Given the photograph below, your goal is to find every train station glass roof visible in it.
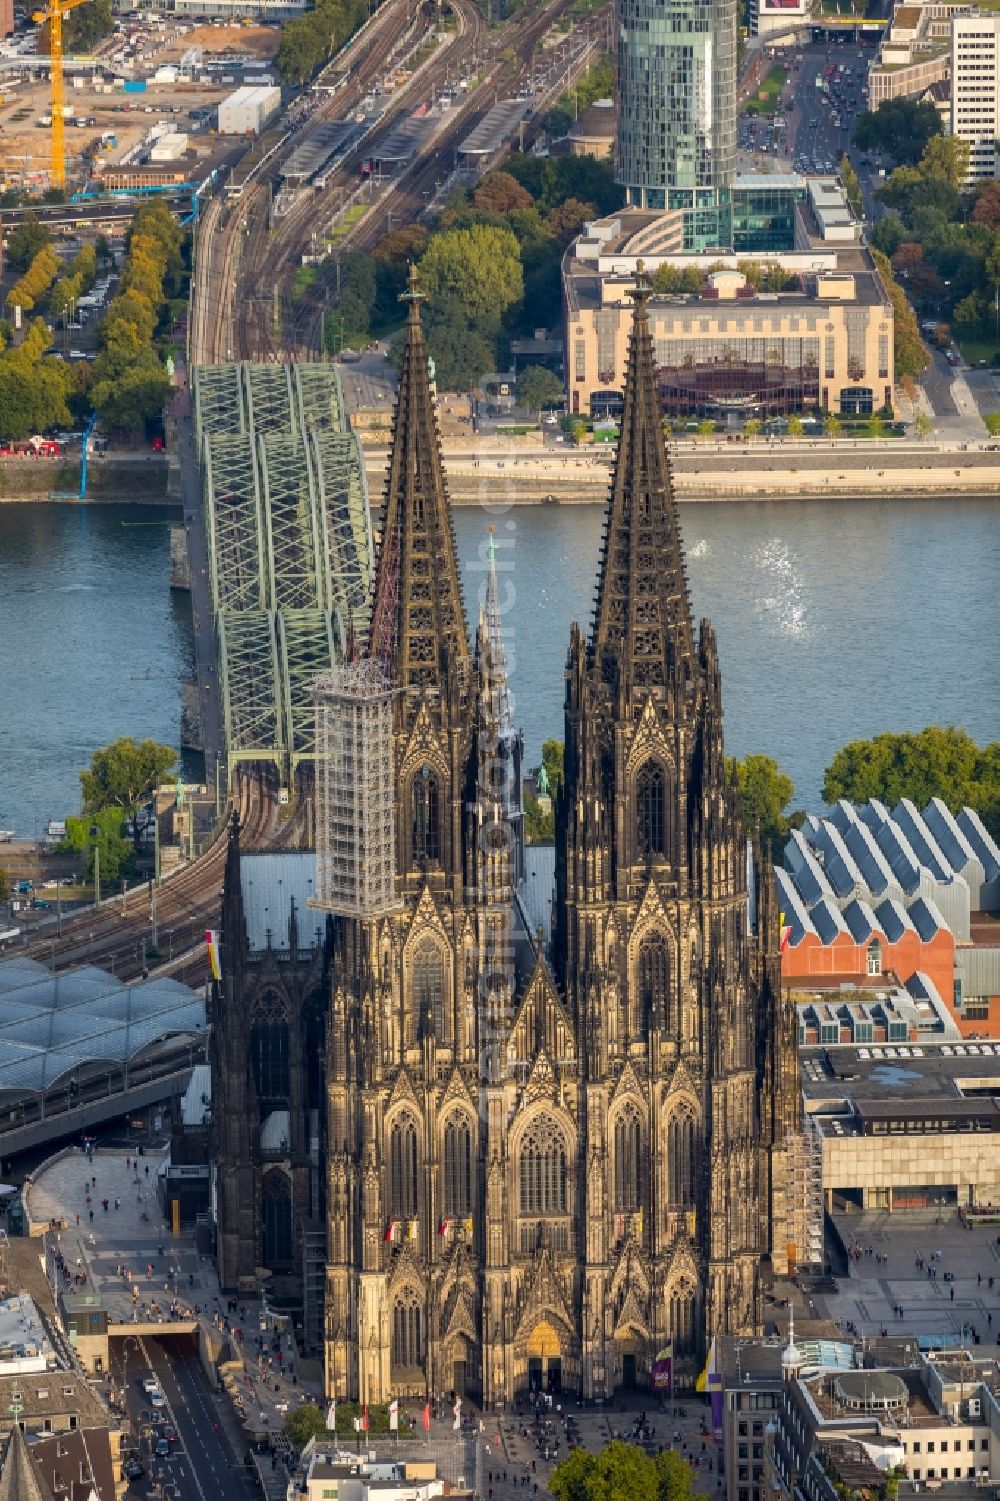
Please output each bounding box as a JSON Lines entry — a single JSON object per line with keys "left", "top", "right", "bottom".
{"left": 0, "top": 957, "right": 205, "bottom": 1098}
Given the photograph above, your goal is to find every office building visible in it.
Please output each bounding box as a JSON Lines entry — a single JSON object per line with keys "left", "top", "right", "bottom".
{"left": 951, "top": 12, "right": 1000, "bottom": 180}
{"left": 615, "top": 0, "right": 737, "bottom": 248}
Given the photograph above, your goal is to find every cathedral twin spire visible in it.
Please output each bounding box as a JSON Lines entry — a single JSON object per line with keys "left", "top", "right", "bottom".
{"left": 590, "top": 266, "right": 695, "bottom": 693}
{"left": 368, "top": 265, "right": 469, "bottom": 694}
{"left": 370, "top": 263, "right": 695, "bottom": 706}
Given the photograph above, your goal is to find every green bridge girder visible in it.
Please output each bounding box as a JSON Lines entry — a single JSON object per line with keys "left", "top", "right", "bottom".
{"left": 193, "top": 360, "right": 373, "bottom": 780}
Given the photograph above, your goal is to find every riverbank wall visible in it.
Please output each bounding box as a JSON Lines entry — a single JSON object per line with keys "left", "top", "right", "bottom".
{"left": 362, "top": 444, "right": 1000, "bottom": 504}
{"left": 0, "top": 457, "right": 170, "bottom": 503}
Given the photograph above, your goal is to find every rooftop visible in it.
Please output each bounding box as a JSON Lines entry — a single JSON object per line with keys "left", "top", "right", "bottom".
{"left": 240, "top": 852, "right": 326, "bottom": 953}
{"left": 0, "top": 959, "right": 205, "bottom": 1102}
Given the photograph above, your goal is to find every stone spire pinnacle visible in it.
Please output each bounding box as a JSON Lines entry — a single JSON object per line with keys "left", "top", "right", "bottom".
{"left": 590, "top": 263, "right": 695, "bottom": 691}
{"left": 220, "top": 808, "right": 245, "bottom": 976}
{"left": 480, "top": 526, "right": 511, "bottom": 738}
{"left": 368, "top": 263, "right": 469, "bottom": 692}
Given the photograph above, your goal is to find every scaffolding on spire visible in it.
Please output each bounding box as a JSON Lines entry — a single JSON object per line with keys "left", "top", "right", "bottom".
{"left": 312, "top": 264, "right": 443, "bottom": 919}
{"left": 312, "top": 656, "right": 399, "bottom": 918}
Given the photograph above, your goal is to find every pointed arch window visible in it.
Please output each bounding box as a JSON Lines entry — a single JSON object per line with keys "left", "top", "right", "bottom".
{"left": 411, "top": 937, "right": 448, "bottom": 1046}
{"left": 250, "top": 995, "right": 289, "bottom": 1106}
{"left": 262, "top": 1172, "right": 293, "bottom": 1265}
{"left": 389, "top": 1113, "right": 419, "bottom": 1220}
{"left": 391, "top": 1288, "right": 424, "bottom": 1371}
{"left": 636, "top": 761, "right": 667, "bottom": 858}
{"left": 669, "top": 1283, "right": 697, "bottom": 1358}
{"left": 443, "top": 1113, "right": 473, "bottom": 1218}
{"left": 637, "top": 932, "right": 671, "bottom": 1034}
{"left": 411, "top": 765, "right": 441, "bottom": 865}
{"left": 667, "top": 1111, "right": 697, "bottom": 1207}
{"left": 614, "top": 1104, "right": 643, "bottom": 1212}
{"left": 518, "top": 1115, "right": 568, "bottom": 1216}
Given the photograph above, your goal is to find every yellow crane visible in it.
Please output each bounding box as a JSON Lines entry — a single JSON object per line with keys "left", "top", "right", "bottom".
{"left": 32, "top": 0, "right": 89, "bottom": 191}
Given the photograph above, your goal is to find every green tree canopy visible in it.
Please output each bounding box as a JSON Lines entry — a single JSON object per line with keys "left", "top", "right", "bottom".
{"left": 822, "top": 727, "right": 1000, "bottom": 838}
{"left": 852, "top": 98, "right": 941, "bottom": 166}
{"left": 80, "top": 737, "right": 177, "bottom": 850}
{"left": 62, "top": 808, "right": 135, "bottom": 885}
{"left": 282, "top": 1403, "right": 328, "bottom": 1450}
{"left": 550, "top": 1442, "right": 696, "bottom": 1501}
{"left": 5, "top": 211, "right": 51, "bottom": 273}
{"left": 871, "top": 249, "right": 929, "bottom": 379}
{"left": 518, "top": 365, "right": 564, "bottom": 415}
{"left": 419, "top": 225, "right": 524, "bottom": 326}
{"left": 726, "top": 753, "right": 798, "bottom": 858}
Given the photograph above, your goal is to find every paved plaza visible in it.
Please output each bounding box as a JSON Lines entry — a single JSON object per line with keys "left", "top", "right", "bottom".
{"left": 23, "top": 1144, "right": 321, "bottom": 1434}
{"left": 813, "top": 1209, "right": 1000, "bottom": 1346}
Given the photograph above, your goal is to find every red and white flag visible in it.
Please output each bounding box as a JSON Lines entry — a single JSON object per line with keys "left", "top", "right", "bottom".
{"left": 421, "top": 1401, "right": 431, "bottom": 1432}
{"left": 361, "top": 1404, "right": 369, "bottom": 1432}
{"left": 389, "top": 1399, "right": 399, "bottom": 1432}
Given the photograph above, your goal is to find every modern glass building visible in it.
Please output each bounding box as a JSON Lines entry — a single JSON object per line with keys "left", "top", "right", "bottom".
{"left": 615, "top": 0, "right": 738, "bottom": 251}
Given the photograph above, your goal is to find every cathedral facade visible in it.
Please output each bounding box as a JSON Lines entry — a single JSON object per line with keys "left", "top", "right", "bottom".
{"left": 212, "top": 273, "right": 799, "bottom": 1406}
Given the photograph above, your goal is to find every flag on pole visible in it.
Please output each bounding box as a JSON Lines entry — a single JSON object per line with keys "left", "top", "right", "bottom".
{"left": 422, "top": 1401, "right": 432, "bottom": 1432}
{"left": 205, "top": 929, "right": 221, "bottom": 981}
{"left": 389, "top": 1399, "right": 399, "bottom": 1432}
{"left": 651, "top": 1342, "right": 673, "bottom": 1391}
{"left": 326, "top": 1400, "right": 337, "bottom": 1431}
{"left": 438, "top": 1217, "right": 453, "bottom": 1237}
{"left": 453, "top": 1396, "right": 463, "bottom": 1431}
{"left": 384, "top": 1220, "right": 399, "bottom": 1243}
{"left": 361, "top": 1404, "right": 369, "bottom": 1432}
{"left": 464, "top": 1216, "right": 473, "bottom": 1236}
{"left": 407, "top": 1219, "right": 418, "bottom": 1241}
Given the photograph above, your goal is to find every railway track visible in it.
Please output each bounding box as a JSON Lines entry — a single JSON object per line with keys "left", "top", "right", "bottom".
{"left": 242, "top": 0, "right": 603, "bottom": 360}
{"left": 18, "top": 769, "right": 278, "bottom": 983}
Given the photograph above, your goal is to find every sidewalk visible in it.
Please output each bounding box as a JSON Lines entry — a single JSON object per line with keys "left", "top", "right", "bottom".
{"left": 24, "top": 1145, "right": 321, "bottom": 1437}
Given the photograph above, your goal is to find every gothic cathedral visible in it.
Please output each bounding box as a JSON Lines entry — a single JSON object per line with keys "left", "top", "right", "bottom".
{"left": 211, "top": 273, "right": 799, "bottom": 1406}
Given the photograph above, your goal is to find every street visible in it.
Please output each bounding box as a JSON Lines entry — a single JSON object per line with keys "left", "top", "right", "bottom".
{"left": 110, "top": 1333, "right": 259, "bottom": 1501}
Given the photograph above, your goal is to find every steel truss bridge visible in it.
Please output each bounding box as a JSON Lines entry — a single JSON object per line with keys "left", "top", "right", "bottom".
{"left": 193, "top": 361, "right": 373, "bottom": 783}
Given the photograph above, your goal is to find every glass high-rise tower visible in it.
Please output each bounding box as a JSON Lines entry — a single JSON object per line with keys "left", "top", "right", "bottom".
{"left": 615, "top": 0, "right": 737, "bottom": 250}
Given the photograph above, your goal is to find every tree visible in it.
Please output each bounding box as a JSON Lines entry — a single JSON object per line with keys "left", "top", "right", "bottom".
{"left": 282, "top": 1403, "right": 328, "bottom": 1450}
{"left": 953, "top": 290, "right": 989, "bottom": 336}
{"left": 336, "top": 251, "right": 377, "bottom": 345}
{"left": 421, "top": 301, "right": 496, "bottom": 393}
{"left": 546, "top": 197, "right": 596, "bottom": 243}
{"left": 372, "top": 223, "right": 429, "bottom": 264}
{"left": 823, "top": 413, "right": 842, "bottom": 437}
{"left": 0, "top": 868, "right": 8, "bottom": 903}
{"left": 786, "top": 414, "right": 805, "bottom": 437}
{"left": 518, "top": 365, "right": 564, "bottom": 417}
{"left": 5, "top": 211, "right": 51, "bottom": 273}
{"left": 726, "top": 753, "right": 797, "bottom": 858}
{"left": 80, "top": 737, "right": 177, "bottom": 852}
{"left": 920, "top": 134, "right": 970, "bottom": 191}
{"left": 62, "top": 808, "right": 135, "bottom": 885}
{"left": 550, "top": 1441, "right": 695, "bottom": 1501}
{"left": 419, "top": 226, "right": 524, "bottom": 326}
{"left": 474, "top": 170, "right": 534, "bottom": 214}
{"left": 852, "top": 98, "right": 941, "bottom": 167}
{"left": 972, "top": 180, "right": 1000, "bottom": 230}
{"left": 743, "top": 417, "right": 762, "bottom": 437}
{"left": 866, "top": 414, "right": 886, "bottom": 439}
{"left": 915, "top": 411, "right": 933, "bottom": 438}
{"left": 62, "top": 0, "right": 112, "bottom": 49}
{"left": 838, "top": 154, "right": 863, "bottom": 218}
{"left": 654, "top": 1450, "right": 698, "bottom": 1501}
{"left": 871, "top": 249, "right": 930, "bottom": 379}
{"left": 822, "top": 726, "right": 1000, "bottom": 838}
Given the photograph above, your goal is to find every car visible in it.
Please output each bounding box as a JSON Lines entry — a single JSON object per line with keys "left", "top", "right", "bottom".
{"left": 153, "top": 1436, "right": 171, "bottom": 1458}
{"left": 124, "top": 1459, "right": 144, "bottom": 1480}
{"left": 161, "top": 1425, "right": 178, "bottom": 1443}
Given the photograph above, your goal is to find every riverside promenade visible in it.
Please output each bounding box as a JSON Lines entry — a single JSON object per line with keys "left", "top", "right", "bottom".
{"left": 362, "top": 437, "right": 1000, "bottom": 504}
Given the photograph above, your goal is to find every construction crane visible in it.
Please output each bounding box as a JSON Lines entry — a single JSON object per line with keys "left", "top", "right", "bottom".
{"left": 32, "top": 0, "right": 89, "bottom": 191}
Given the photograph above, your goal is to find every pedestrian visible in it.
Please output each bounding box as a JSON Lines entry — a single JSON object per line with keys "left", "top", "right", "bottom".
{"left": 114, "top": 1197, "right": 120, "bottom": 1210}
{"left": 89, "top": 1209, "right": 94, "bottom": 1222}
{"left": 951, "top": 1287, "right": 955, "bottom": 1301}
{"left": 75, "top": 1213, "right": 80, "bottom": 1226}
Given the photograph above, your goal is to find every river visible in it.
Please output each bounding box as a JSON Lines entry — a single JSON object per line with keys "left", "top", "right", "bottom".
{"left": 0, "top": 498, "right": 997, "bottom": 837}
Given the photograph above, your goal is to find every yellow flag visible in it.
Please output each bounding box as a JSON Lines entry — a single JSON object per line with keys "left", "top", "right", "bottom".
{"left": 464, "top": 1216, "right": 473, "bottom": 1235}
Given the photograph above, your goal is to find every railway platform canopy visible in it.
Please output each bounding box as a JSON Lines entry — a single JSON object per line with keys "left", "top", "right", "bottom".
{"left": 457, "top": 99, "right": 530, "bottom": 166}
{"left": 193, "top": 361, "right": 373, "bottom": 782}
{"left": 281, "top": 119, "right": 357, "bottom": 185}
{"left": 0, "top": 956, "right": 205, "bottom": 1156}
